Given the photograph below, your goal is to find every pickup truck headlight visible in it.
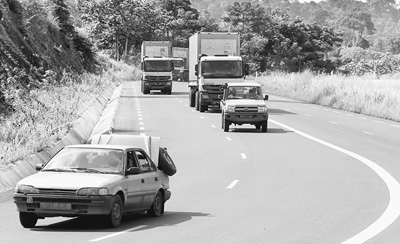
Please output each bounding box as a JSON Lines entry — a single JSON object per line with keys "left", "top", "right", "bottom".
{"left": 16, "top": 185, "right": 39, "bottom": 194}
{"left": 77, "top": 187, "right": 109, "bottom": 196}
{"left": 201, "top": 93, "right": 210, "bottom": 99}
{"left": 167, "top": 81, "right": 172, "bottom": 85}
{"left": 226, "top": 105, "right": 235, "bottom": 112}
{"left": 258, "top": 106, "right": 267, "bottom": 112}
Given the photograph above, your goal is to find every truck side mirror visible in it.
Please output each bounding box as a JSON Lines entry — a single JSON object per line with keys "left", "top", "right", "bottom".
{"left": 245, "top": 64, "right": 249, "bottom": 76}
{"left": 195, "top": 64, "right": 198, "bottom": 76}
{"left": 264, "top": 95, "right": 269, "bottom": 101}
{"left": 141, "top": 62, "right": 144, "bottom": 70}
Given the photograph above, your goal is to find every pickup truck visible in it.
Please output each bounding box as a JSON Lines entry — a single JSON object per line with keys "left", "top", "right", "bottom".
{"left": 220, "top": 83, "right": 269, "bottom": 132}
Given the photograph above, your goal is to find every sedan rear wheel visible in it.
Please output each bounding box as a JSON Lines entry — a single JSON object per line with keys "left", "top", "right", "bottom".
{"left": 19, "top": 212, "right": 38, "bottom": 228}
{"left": 108, "top": 195, "right": 123, "bottom": 228}
{"left": 148, "top": 191, "right": 164, "bottom": 217}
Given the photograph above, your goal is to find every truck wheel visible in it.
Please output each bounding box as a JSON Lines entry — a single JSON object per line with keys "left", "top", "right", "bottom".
{"left": 147, "top": 191, "right": 164, "bottom": 217}
{"left": 107, "top": 195, "right": 123, "bottom": 228}
{"left": 255, "top": 124, "right": 261, "bottom": 130}
{"left": 19, "top": 212, "right": 38, "bottom": 228}
{"left": 189, "top": 89, "right": 195, "bottom": 107}
{"left": 158, "top": 147, "right": 177, "bottom": 176}
{"left": 200, "top": 105, "right": 207, "bottom": 112}
{"left": 195, "top": 91, "right": 200, "bottom": 111}
{"left": 167, "top": 89, "right": 172, "bottom": 95}
{"left": 261, "top": 120, "right": 268, "bottom": 132}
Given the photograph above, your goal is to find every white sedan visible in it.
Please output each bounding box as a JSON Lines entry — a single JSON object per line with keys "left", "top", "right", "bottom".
{"left": 14, "top": 135, "right": 175, "bottom": 228}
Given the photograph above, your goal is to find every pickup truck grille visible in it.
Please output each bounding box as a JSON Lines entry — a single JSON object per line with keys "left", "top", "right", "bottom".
{"left": 235, "top": 106, "right": 258, "bottom": 112}
{"left": 145, "top": 76, "right": 170, "bottom": 81}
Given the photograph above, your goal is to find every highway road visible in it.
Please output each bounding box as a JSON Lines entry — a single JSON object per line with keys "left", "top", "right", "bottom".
{"left": 1, "top": 81, "right": 400, "bottom": 244}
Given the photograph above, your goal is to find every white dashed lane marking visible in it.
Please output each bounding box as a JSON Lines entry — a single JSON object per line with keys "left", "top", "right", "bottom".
{"left": 227, "top": 180, "right": 239, "bottom": 189}
{"left": 90, "top": 226, "right": 147, "bottom": 242}
{"left": 226, "top": 137, "right": 232, "bottom": 141}
{"left": 330, "top": 122, "right": 338, "bottom": 125}
{"left": 363, "top": 131, "right": 374, "bottom": 136}
{"left": 241, "top": 153, "right": 247, "bottom": 159}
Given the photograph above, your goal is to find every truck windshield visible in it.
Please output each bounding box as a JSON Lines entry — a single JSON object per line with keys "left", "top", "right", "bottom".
{"left": 144, "top": 60, "right": 172, "bottom": 72}
{"left": 201, "top": 61, "right": 243, "bottom": 78}
{"left": 227, "top": 86, "right": 263, "bottom": 100}
{"left": 172, "top": 59, "right": 184, "bottom": 67}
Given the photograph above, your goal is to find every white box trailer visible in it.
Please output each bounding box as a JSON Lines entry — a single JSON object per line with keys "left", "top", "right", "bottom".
{"left": 188, "top": 32, "right": 240, "bottom": 83}
{"left": 141, "top": 41, "right": 172, "bottom": 58}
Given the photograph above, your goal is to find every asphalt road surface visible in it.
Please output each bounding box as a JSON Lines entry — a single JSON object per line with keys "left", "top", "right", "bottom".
{"left": 1, "top": 81, "right": 400, "bottom": 244}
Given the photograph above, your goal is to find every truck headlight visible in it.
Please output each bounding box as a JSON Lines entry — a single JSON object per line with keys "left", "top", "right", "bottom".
{"left": 167, "top": 82, "right": 172, "bottom": 85}
{"left": 258, "top": 106, "right": 267, "bottom": 112}
{"left": 16, "top": 185, "right": 39, "bottom": 194}
{"left": 77, "top": 187, "right": 109, "bottom": 196}
{"left": 227, "top": 105, "right": 235, "bottom": 112}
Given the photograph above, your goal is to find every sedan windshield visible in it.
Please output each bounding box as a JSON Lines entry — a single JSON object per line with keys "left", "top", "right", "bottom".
{"left": 42, "top": 148, "right": 124, "bottom": 174}
{"left": 144, "top": 60, "right": 172, "bottom": 72}
{"left": 201, "top": 61, "right": 243, "bottom": 78}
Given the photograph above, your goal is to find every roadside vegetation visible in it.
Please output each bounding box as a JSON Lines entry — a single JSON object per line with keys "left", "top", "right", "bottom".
{"left": 257, "top": 71, "right": 400, "bottom": 122}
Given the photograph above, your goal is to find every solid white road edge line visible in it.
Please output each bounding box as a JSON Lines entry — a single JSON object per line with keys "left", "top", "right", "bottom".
{"left": 227, "top": 180, "right": 239, "bottom": 189}
{"left": 90, "top": 225, "right": 147, "bottom": 242}
{"left": 269, "top": 119, "right": 400, "bottom": 244}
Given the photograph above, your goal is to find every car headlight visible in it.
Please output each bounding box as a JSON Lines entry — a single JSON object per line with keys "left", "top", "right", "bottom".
{"left": 226, "top": 105, "right": 235, "bottom": 112}
{"left": 77, "top": 187, "right": 109, "bottom": 196}
{"left": 258, "top": 106, "right": 267, "bottom": 112}
{"left": 16, "top": 185, "right": 39, "bottom": 194}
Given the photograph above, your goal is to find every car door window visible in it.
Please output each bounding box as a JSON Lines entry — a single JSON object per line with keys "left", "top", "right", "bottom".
{"left": 127, "top": 151, "right": 138, "bottom": 170}
{"left": 135, "top": 150, "right": 155, "bottom": 173}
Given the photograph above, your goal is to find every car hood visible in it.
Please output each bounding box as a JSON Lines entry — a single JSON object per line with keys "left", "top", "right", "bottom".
{"left": 225, "top": 99, "right": 266, "bottom": 106}
{"left": 17, "top": 172, "right": 121, "bottom": 190}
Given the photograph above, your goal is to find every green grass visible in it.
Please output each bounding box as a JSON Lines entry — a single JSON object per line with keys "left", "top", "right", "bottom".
{"left": 256, "top": 71, "right": 400, "bottom": 122}
{"left": 0, "top": 59, "right": 137, "bottom": 169}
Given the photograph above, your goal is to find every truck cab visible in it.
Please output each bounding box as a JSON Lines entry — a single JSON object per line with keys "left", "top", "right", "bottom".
{"left": 192, "top": 55, "right": 249, "bottom": 112}
{"left": 141, "top": 57, "right": 174, "bottom": 94}
{"left": 171, "top": 57, "right": 185, "bottom": 81}
{"left": 220, "top": 83, "right": 269, "bottom": 132}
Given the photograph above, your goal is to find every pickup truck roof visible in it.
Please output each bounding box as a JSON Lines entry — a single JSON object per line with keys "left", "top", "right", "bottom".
{"left": 201, "top": 56, "right": 242, "bottom": 61}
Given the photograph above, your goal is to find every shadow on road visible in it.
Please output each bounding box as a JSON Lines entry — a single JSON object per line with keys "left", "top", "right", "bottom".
{"left": 230, "top": 127, "right": 291, "bottom": 134}
{"left": 29, "top": 211, "right": 212, "bottom": 232}
{"left": 268, "top": 108, "right": 296, "bottom": 115}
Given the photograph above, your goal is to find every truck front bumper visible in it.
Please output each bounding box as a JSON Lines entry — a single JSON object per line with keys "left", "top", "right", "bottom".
{"left": 143, "top": 81, "right": 172, "bottom": 90}
{"left": 225, "top": 112, "right": 269, "bottom": 124}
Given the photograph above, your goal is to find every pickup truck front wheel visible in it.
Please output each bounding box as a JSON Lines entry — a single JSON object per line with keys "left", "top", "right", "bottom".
{"left": 261, "top": 120, "right": 268, "bottom": 132}
{"left": 222, "top": 116, "right": 230, "bottom": 132}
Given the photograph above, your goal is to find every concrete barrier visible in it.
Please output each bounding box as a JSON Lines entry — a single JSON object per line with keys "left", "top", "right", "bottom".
{"left": 0, "top": 83, "right": 120, "bottom": 194}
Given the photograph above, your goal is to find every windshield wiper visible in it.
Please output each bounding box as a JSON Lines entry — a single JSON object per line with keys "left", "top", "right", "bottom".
{"left": 42, "top": 168, "right": 76, "bottom": 172}
{"left": 70, "top": 167, "right": 106, "bottom": 174}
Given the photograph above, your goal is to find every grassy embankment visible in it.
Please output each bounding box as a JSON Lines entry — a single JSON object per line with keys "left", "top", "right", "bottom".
{"left": 257, "top": 71, "right": 400, "bottom": 122}
{"left": 0, "top": 59, "right": 141, "bottom": 169}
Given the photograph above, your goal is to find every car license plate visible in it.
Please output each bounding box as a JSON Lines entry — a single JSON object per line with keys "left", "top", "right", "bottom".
{"left": 241, "top": 115, "right": 253, "bottom": 119}
{"left": 155, "top": 82, "right": 161, "bottom": 85}
{"left": 40, "top": 202, "right": 72, "bottom": 210}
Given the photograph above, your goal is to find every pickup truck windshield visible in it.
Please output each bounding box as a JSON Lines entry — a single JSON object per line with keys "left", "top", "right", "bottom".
{"left": 201, "top": 60, "right": 243, "bottom": 78}
{"left": 144, "top": 60, "right": 172, "bottom": 72}
{"left": 227, "top": 86, "right": 263, "bottom": 100}
{"left": 42, "top": 148, "right": 124, "bottom": 174}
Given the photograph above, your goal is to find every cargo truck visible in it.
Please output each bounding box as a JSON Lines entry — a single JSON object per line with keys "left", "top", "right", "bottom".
{"left": 188, "top": 32, "right": 249, "bottom": 112}
{"left": 141, "top": 41, "right": 174, "bottom": 95}
{"left": 171, "top": 47, "right": 188, "bottom": 81}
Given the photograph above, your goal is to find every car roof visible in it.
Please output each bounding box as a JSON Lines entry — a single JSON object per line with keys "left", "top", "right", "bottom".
{"left": 65, "top": 144, "right": 135, "bottom": 151}
{"left": 227, "top": 82, "right": 261, "bottom": 87}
